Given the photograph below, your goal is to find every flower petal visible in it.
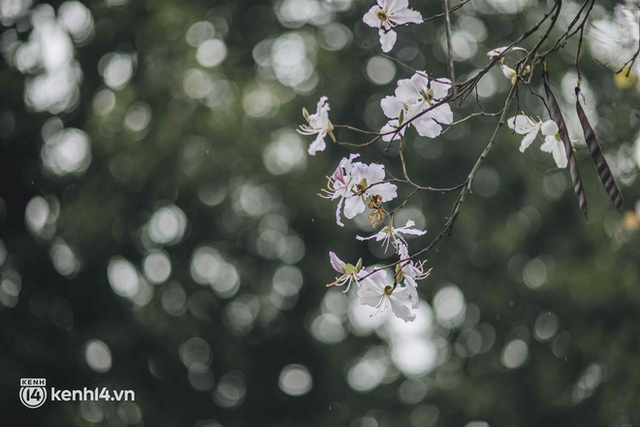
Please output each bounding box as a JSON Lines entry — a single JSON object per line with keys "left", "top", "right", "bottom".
{"left": 370, "top": 182, "right": 398, "bottom": 202}
{"left": 389, "top": 288, "right": 416, "bottom": 321}
{"left": 380, "top": 95, "right": 405, "bottom": 119}
{"left": 413, "top": 117, "right": 442, "bottom": 138}
{"left": 379, "top": 29, "right": 398, "bottom": 52}
{"left": 404, "top": 281, "right": 420, "bottom": 308}
{"left": 390, "top": 8, "right": 422, "bottom": 25}
{"left": 541, "top": 136, "right": 568, "bottom": 168}
{"left": 430, "top": 78, "right": 452, "bottom": 99}
{"left": 487, "top": 46, "right": 528, "bottom": 58}
{"left": 356, "top": 232, "right": 381, "bottom": 241}
{"left": 381, "top": 121, "right": 404, "bottom": 142}
{"left": 363, "top": 163, "right": 386, "bottom": 184}
{"left": 540, "top": 119, "right": 559, "bottom": 136}
{"left": 507, "top": 115, "right": 538, "bottom": 134}
{"left": 362, "top": 6, "right": 381, "bottom": 28}
{"left": 519, "top": 129, "right": 538, "bottom": 152}
{"left": 388, "top": 0, "right": 409, "bottom": 11}
{"left": 429, "top": 104, "right": 453, "bottom": 125}
{"left": 329, "top": 251, "right": 345, "bottom": 274}
{"left": 335, "top": 196, "right": 345, "bottom": 227}
{"left": 307, "top": 131, "right": 326, "bottom": 155}
{"left": 344, "top": 196, "right": 366, "bottom": 219}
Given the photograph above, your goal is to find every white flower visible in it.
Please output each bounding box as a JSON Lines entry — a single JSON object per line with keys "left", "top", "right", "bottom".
{"left": 362, "top": 0, "right": 423, "bottom": 52}
{"left": 381, "top": 71, "right": 453, "bottom": 139}
{"left": 487, "top": 46, "right": 528, "bottom": 58}
{"left": 321, "top": 155, "right": 398, "bottom": 226}
{"left": 356, "top": 219, "right": 426, "bottom": 252}
{"left": 327, "top": 251, "right": 366, "bottom": 292}
{"left": 540, "top": 134, "right": 568, "bottom": 169}
{"left": 322, "top": 153, "right": 360, "bottom": 227}
{"left": 396, "top": 243, "right": 430, "bottom": 308}
{"left": 343, "top": 161, "right": 398, "bottom": 221}
{"left": 507, "top": 114, "right": 556, "bottom": 151}
{"left": 508, "top": 114, "right": 567, "bottom": 168}
{"left": 500, "top": 62, "right": 517, "bottom": 81}
{"left": 298, "top": 96, "right": 334, "bottom": 156}
{"left": 488, "top": 47, "right": 528, "bottom": 83}
{"left": 358, "top": 269, "right": 416, "bottom": 322}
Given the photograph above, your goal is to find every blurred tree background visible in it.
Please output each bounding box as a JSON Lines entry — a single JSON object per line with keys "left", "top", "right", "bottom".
{"left": 1, "top": 0, "right": 640, "bottom": 425}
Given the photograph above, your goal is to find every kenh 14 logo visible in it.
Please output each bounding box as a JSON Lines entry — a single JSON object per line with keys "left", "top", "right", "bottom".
{"left": 19, "top": 378, "right": 136, "bottom": 409}
{"left": 19, "top": 378, "right": 47, "bottom": 409}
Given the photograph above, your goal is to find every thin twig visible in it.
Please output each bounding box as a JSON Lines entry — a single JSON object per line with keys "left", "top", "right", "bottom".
{"left": 442, "top": 0, "right": 456, "bottom": 97}
{"left": 423, "top": 0, "right": 472, "bottom": 23}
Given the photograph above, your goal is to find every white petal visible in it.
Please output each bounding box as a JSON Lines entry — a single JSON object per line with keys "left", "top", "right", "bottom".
{"left": 398, "top": 221, "right": 426, "bottom": 235}
{"left": 355, "top": 233, "right": 380, "bottom": 241}
{"left": 429, "top": 104, "right": 453, "bottom": 124}
{"left": 507, "top": 115, "right": 538, "bottom": 134}
{"left": 519, "top": 129, "right": 538, "bottom": 152}
{"left": 380, "top": 96, "right": 404, "bottom": 119}
{"left": 395, "top": 77, "right": 419, "bottom": 102}
{"left": 363, "top": 163, "right": 386, "bottom": 184}
{"left": 307, "top": 132, "right": 326, "bottom": 155}
{"left": 541, "top": 136, "right": 568, "bottom": 168}
{"left": 389, "top": 8, "right": 422, "bottom": 25}
{"left": 389, "top": 288, "right": 415, "bottom": 321}
{"left": 360, "top": 270, "right": 388, "bottom": 293}
{"left": 310, "top": 97, "right": 330, "bottom": 129}
{"left": 388, "top": 0, "right": 409, "bottom": 11}
{"left": 379, "top": 29, "right": 397, "bottom": 52}
{"left": 329, "top": 251, "right": 345, "bottom": 273}
{"left": 335, "top": 196, "right": 345, "bottom": 227}
{"left": 413, "top": 117, "right": 442, "bottom": 138}
{"left": 411, "top": 71, "right": 430, "bottom": 85}
{"left": 344, "top": 196, "right": 366, "bottom": 219}
{"left": 404, "top": 275, "right": 418, "bottom": 288}
{"left": 487, "top": 46, "right": 528, "bottom": 58}
{"left": 363, "top": 6, "right": 381, "bottom": 28}
{"left": 381, "top": 121, "right": 404, "bottom": 142}
{"left": 404, "top": 281, "right": 420, "bottom": 308}
{"left": 430, "top": 78, "right": 452, "bottom": 99}
{"left": 359, "top": 293, "right": 384, "bottom": 308}
{"left": 398, "top": 242, "right": 409, "bottom": 258}
{"left": 540, "top": 119, "right": 559, "bottom": 136}
{"left": 370, "top": 182, "right": 398, "bottom": 202}
{"left": 500, "top": 63, "right": 516, "bottom": 79}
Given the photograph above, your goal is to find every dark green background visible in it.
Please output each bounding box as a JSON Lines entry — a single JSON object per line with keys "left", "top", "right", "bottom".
{"left": 1, "top": 0, "right": 639, "bottom": 425}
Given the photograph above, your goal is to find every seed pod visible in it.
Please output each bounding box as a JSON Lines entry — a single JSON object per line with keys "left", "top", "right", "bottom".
{"left": 543, "top": 71, "right": 588, "bottom": 218}
{"left": 575, "top": 87, "right": 625, "bottom": 212}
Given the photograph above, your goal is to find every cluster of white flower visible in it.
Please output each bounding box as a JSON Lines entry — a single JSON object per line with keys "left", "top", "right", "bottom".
{"left": 327, "top": 239, "right": 430, "bottom": 323}
{"left": 321, "top": 153, "right": 398, "bottom": 226}
{"left": 294, "top": 1, "right": 630, "bottom": 323}
{"left": 381, "top": 72, "right": 454, "bottom": 141}
{"left": 296, "top": 81, "right": 432, "bottom": 322}
{"left": 489, "top": 46, "right": 568, "bottom": 170}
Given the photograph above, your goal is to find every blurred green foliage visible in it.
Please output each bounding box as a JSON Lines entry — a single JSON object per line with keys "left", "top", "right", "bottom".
{"left": 1, "top": 0, "right": 640, "bottom": 426}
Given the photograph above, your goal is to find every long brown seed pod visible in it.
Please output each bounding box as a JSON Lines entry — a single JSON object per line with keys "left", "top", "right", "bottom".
{"left": 575, "top": 87, "right": 625, "bottom": 212}
{"left": 543, "top": 71, "right": 588, "bottom": 218}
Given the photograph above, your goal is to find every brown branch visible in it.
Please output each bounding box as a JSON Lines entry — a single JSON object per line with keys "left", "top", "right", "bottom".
{"left": 423, "top": 0, "right": 472, "bottom": 23}
{"left": 358, "top": 83, "right": 519, "bottom": 281}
